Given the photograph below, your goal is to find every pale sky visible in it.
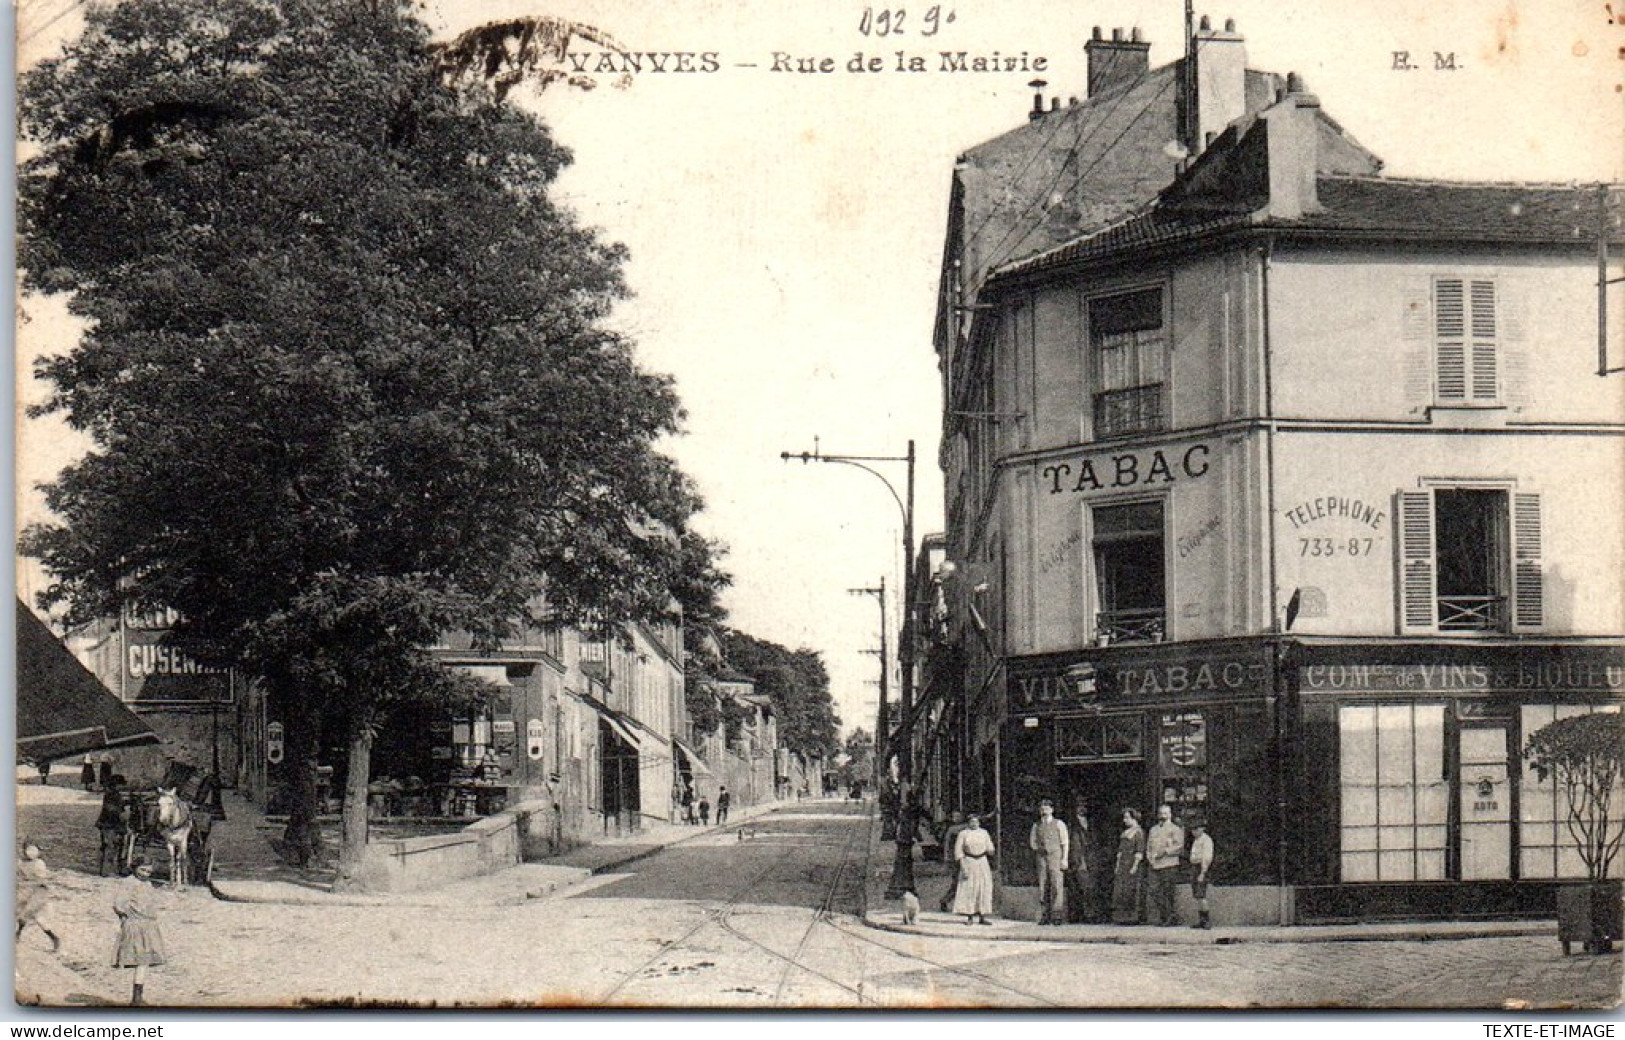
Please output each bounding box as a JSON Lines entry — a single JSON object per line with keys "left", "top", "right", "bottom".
{"left": 14, "top": 0, "right": 1623, "bottom": 736}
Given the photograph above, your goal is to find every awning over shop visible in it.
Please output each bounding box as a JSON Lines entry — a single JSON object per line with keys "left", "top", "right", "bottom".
{"left": 594, "top": 707, "right": 642, "bottom": 750}
{"left": 672, "top": 738, "right": 712, "bottom": 777}
{"left": 16, "top": 600, "right": 161, "bottom": 764}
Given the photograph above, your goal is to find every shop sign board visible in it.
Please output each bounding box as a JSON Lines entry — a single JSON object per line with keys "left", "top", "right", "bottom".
{"left": 1158, "top": 711, "right": 1206, "bottom": 770}
{"left": 265, "top": 721, "right": 284, "bottom": 765}
{"left": 1009, "top": 647, "right": 1270, "bottom": 714}
{"left": 1299, "top": 660, "right": 1625, "bottom": 695}
{"left": 120, "top": 617, "right": 233, "bottom": 705}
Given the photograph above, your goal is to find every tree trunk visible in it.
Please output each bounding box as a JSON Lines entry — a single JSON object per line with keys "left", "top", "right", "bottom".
{"left": 332, "top": 710, "right": 375, "bottom": 893}
{"left": 280, "top": 698, "right": 323, "bottom": 868}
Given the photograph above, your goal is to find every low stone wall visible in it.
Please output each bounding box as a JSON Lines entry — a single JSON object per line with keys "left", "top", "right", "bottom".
{"left": 354, "top": 800, "right": 553, "bottom": 892}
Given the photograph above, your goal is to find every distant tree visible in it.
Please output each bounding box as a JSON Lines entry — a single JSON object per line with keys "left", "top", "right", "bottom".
{"left": 19, "top": 0, "right": 716, "bottom": 885}
{"left": 1524, "top": 712, "right": 1625, "bottom": 882}
{"left": 719, "top": 630, "right": 840, "bottom": 761}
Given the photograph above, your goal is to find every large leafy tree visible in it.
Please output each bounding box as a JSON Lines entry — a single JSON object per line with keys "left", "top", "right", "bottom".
{"left": 19, "top": 0, "right": 712, "bottom": 883}
{"left": 719, "top": 630, "right": 841, "bottom": 762}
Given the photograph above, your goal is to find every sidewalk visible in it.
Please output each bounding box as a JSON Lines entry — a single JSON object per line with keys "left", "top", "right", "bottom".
{"left": 860, "top": 825, "right": 1559, "bottom": 947}
{"left": 210, "top": 797, "right": 785, "bottom": 906}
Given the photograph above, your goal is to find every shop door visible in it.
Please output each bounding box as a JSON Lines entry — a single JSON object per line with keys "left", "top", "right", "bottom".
{"left": 1458, "top": 725, "right": 1511, "bottom": 880}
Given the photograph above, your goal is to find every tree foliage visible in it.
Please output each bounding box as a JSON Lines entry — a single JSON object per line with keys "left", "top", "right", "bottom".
{"left": 718, "top": 629, "right": 840, "bottom": 760}
{"left": 1524, "top": 712, "right": 1625, "bottom": 881}
{"left": 19, "top": 0, "right": 718, "bottom": 871}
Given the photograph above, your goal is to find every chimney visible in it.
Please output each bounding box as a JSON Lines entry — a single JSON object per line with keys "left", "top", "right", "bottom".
{"left": 1085, "top": 25, "right": 1151, "bottom": 97}
{"left": 1261, "top": 72, "right": 1322, "bottom": 219}
{"left": 1028, "top": 78, "right": 1048, "bottom": 121}
{"left": 1192, "top": 14, "right": 1247, "bottom": 151}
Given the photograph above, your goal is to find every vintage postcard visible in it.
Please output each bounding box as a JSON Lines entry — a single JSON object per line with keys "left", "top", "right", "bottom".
{"left": 11, "top": 0, "right": 1625, "bottom": 1013}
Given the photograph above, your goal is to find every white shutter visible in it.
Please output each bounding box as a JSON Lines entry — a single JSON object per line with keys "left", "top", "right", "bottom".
{"left": 1434, "top": 279, "right": 1467, "bottom": 403}
{"left": 1468, "top": 280, "right": 1499, "bottom": 402}
{"left": 1511, "top": 493, "right": 1544, "bottom": 632}
{"left": 1396, "top": 491, "right": 1436, "bottom": 634}
{"left": 1400, "top": 281, "right": 1434, "bottom": 413}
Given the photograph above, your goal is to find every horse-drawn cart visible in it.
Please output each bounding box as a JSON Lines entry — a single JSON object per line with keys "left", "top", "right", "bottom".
{"left": 118, "top": 764, "right": 224, "bottom": 886}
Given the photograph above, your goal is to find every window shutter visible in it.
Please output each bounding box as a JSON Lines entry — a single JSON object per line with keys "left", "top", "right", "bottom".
{"left": 1468, "top": 280, "right": 1499, "bottom": 402}
{"left": 1396, "top": 491, "right": 1436, "bottom": 634}
{"left": 1400, "top": 281, "right": 1433, "bottom": 413}
{"left": 1511, "top": 493, "right": 1544, "bottom": 632}
{"left": 1434, "top": 279, "right": 1467, "bottom": 403}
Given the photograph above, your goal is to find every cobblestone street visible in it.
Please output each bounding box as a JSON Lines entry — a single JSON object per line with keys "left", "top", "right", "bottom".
{"left": 13, "top": 797, "right": 1621, "bottom": 1010}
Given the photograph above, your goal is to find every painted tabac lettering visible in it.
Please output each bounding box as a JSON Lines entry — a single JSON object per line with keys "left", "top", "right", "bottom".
{"left": 1041, "top": 443, "right": 1210, "bottom": 496}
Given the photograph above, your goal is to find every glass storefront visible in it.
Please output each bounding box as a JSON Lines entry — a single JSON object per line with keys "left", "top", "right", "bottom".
{"left": 1338, "top": 704, "right": 1448, "bottom": 882}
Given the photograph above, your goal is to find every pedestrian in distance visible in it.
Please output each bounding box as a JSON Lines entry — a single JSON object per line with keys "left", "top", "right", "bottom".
{"left": 1144, "top": 803, "right": 1186, "bottom": 926}
{"left": 1028, "top": 799, "right": 1069, "bottom": 925}
{"left": 97, "top": 775, "right": 129, "bottom": 877}
{"left": 716, "top": 785, "right": 730, "bottom": 825}
{"left": 681, "top": 786, "right": 695, "bottom": 825}
{"left": 114, "top": 863, "right": 167, "bottom": 1006}
{"left": 98, "top": 759, "right": 115, "bottom": 792}
{"left": 16, "top": 841, "right": 62, "bottom": 953}
{"left": 698, "top": 797, "right": 711, "bottom": 826}
{"left": 938, "top": 811, "right": 967, "bottom": 912}
{"left": 1110, "top": 807, "right": 1145, "bottom": 924}
{"left": 36, "top": 761, "right": 51, "bottom": 786}
{"left": 81, "top": 755, "right": 97, "bottom": 791}
{"left": 952, "top": 813, "right": 996, "bottom": 926}
{"left": 1188, "top": 818, "right": 1214, "bottom": 929}
{"left": 1066, "top": 802, "right": 1101, "bottom": 923}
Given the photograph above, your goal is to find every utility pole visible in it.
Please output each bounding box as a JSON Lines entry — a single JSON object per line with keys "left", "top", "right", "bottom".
{"left": 851, "top": 579, "right": 889, "bottom": 835}
{"left": 782, "top": 439, "right": 917, "bottom": 897}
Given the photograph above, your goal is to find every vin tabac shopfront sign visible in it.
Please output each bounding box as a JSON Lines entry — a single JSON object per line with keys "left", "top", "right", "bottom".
{"left": 1008, "top": 644, "right": 1272, "bottom": 714}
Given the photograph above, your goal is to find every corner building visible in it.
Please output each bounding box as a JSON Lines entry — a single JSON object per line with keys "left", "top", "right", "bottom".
{"left": 933, "top": 19, "right": 1624, "bottom": 923}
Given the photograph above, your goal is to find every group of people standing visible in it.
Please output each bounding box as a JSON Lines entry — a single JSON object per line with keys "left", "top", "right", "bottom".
{"left": 678, "top": 783, "right": 730, "bottom": 826}
{"left": 930, "top": 799, "right": 1215, "bottom": 929}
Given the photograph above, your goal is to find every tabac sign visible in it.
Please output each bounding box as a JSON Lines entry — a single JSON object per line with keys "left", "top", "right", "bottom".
{"left": 1008, "top": 646, "right": 1270, "bottom": 714}
{"left": 1040, "top": 441, "right": 1212, "bottom": 497}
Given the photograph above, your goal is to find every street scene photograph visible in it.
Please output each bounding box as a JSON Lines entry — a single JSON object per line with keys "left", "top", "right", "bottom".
{"left": 10, "top": 0, "right": 1625, "bottom": 1013}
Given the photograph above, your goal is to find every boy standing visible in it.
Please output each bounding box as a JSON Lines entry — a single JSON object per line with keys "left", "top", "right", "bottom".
{"left": 1188, "top": 819, "right": 1214, "bottom": 929}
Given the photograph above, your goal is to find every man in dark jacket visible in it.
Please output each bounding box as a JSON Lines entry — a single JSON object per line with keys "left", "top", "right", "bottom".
{"left": 96, "top": 775, "right": 129, "bottom": 877}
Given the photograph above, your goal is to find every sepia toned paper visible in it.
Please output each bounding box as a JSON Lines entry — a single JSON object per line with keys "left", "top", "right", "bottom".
{"left": 12, "top": 0, "right": 1625, "bottom": 1013}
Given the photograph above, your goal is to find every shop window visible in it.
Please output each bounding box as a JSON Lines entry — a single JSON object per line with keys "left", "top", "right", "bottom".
{"left": 1396, "top": 488, "right": 1542, "bottom": 635}
{"left": 1055, "top": 714, "right": 1143, "bottom": 763}
{"left": 1339, "top": 704, "right": 1448, "bottom": 882}
{"left": 1092, "top": 501, "right": 1166, "bottom": 644}
{"left": 1090, "top": 287, "right": 1167, "bottom": 438}
{"left": 1519, "top": 704, "right": 1625, "bottom": 880}
{"left": 1434, "top": 277, "right": 1498, "bottom": 405}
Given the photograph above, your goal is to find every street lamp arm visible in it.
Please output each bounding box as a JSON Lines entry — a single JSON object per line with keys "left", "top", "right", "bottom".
{"left": 782, "top": 452, "right": 908, "bottom": 530}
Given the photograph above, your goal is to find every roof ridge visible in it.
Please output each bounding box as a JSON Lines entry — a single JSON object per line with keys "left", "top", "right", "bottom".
{"left": 1319, "top": 173, "right": 1623, "bottom": 191}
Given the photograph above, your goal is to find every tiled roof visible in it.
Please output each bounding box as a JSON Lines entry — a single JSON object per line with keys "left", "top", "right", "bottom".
{"left": 991, "top": 178, "right": 1620, "bottom": 284}
{"left": 1275, "top": 177, "right": 1615, "bottom": 242}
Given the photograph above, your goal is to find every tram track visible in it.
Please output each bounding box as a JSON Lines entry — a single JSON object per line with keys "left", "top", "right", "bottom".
{"left": 593, "top": 802, "right": 1062, "bottom": 1008}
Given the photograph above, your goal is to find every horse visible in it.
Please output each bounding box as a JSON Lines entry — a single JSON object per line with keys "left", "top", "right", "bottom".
{"left": 155, "top": 788, "right": 193, "bottom": 889}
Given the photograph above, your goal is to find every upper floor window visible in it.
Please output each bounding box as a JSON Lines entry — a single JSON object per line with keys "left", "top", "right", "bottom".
{"left": 1093, "top": 500, "right": 1166, "bottom": 644}
{"left": 1090, "top": 287, "right": 1167, "bottom": 438}
{"left": 1396, "top": 486, "right": 1542, "bottom": 634}
{"left": 1434, "top": 277, "right": 1499, "bottom": 405}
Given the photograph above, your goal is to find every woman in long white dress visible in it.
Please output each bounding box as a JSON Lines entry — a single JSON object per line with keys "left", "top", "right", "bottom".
{"left": 952, "top": 814, "right": 995, "bottom": 925}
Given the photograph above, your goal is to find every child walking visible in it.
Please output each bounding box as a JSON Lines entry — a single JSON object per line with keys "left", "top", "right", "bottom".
{"left": 16, "top": 842, "right": 61, "bottom": 953}
{"left": 113, "top": 864, "right": 167, "bottom": 1006}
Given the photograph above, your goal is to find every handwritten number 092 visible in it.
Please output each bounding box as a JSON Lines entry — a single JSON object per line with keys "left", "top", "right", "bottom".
{"left": 859, "top": 6, "right": 953, "bottom": 36}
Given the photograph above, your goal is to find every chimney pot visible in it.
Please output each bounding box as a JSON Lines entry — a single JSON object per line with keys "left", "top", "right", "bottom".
{"left": 1199, "top": 14, "right": 1211, "bottom": 31}
{"left": 1131, "top": 26, "right": 1143, "bottom": 42}
{"left": 1068, "top": 96, "right": 1079, "bottom": 107}
{"left": 1092, "top": 25, "right": 1103, "bottom": 40}
{"left": 1286, "top": 71, "right": 1305, "bottom": 93}
{"left": 1224, "top": 17, "right": 1236, "bottom": 32}
{"left": 1111, "top": 27, "right": 1123, "bottom": 42}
